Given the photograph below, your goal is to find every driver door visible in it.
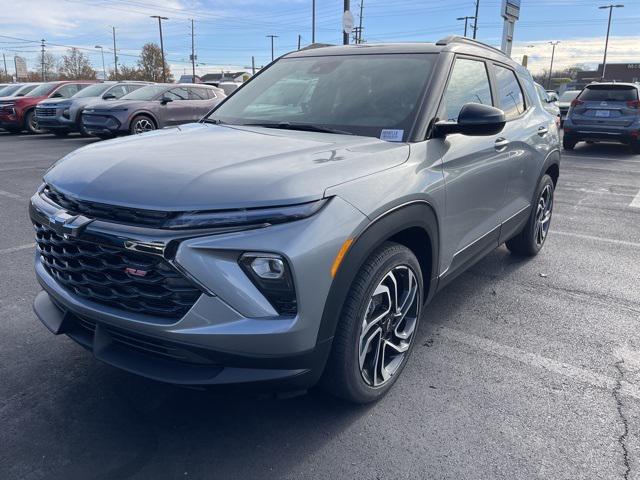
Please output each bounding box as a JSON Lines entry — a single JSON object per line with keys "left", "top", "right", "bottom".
{"left": 436, "top": 56, "right": 510, "bottom": 278}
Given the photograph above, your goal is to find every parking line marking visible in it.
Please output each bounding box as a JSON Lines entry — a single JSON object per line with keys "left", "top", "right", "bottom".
{"left": 564, "top": 164, "right": 640, "bottom": 175}
{"left": 0, "top": 189, "right": 22, "bottom": 200}
{"left": 563, "top": 156, "right": 640, "bottom": 165}
{"left": 0, "top": 243, "right": 34, "bottom": 255}
{"left": 558, "top": 187, "right": 635, "bottom": 198}
{"left": 553, "top": 230, "right": 640, "bottom": 248}
{"left": 440, "top": 326, "right": 640, "bottom": 401}
{"left": 630, "top": 189, "right": 640, "bottom": 209}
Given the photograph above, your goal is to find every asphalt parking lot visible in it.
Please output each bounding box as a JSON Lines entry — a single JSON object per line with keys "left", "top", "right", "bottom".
{"left": 1, "top": 131, "right": 639, "bottom": 480}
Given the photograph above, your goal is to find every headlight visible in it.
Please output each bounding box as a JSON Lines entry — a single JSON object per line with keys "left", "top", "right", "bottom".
{"left": 62, "top": 108, "right": 70, "bottom": 118}
{"left": 239, "top": 252, "right": 296, "bottom": 316}
{"left": 163, "top": 198, "right": 328, "bottom": 230}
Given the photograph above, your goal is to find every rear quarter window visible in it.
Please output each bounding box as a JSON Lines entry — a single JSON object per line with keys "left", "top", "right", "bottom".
{"left": 579, "top": 85, "right": 638, "bottom": 102}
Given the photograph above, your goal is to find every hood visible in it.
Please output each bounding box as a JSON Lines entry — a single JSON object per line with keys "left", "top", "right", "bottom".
{"left": 38, "top": 98, "right": 71, "bottom": 107}
{"left": 45, "top": 123, "right": 410, "bottom": 211}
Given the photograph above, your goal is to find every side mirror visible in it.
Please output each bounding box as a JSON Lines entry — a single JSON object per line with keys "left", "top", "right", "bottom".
{"left": 160, "top": 96, "right": 173, "bottom": 105}
{"left": 434, "top": 103, "right": 506, "bottom": 137}
{"left": 50, "top": 92, "right": 64, "bottom": 98}
{"left": 103, "top": 93, "right": 116, "bottom": 100}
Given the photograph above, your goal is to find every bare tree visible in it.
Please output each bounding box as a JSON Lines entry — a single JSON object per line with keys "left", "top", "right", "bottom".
{"left": 58, "top": 48, "right": 96, "bottom": 80}
{"left": 137, "top": 43, "right": 173, "bottom": 82}
{"left": 108, "top": 65, "right": 142, "bottom": 81}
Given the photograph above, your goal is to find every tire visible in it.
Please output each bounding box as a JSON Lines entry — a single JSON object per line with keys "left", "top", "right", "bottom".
{"left": 321, "top": 242, "right": 423, "bottom": 404}
{"left": 52, "top": 130, "right": 69, "bottom": 137}
{"left": 129, "top": 115, "right": 156, "bottom": 135}
{"left": 562, "top": 136, "right": 576, "bottom": 150}
{"left": 506, "top": 174, "right": 555, "bottom": 257}
{"left": 630, "top": 140, "right": 640, "bottom": 155}
{"left": 24, "top": 110, "right": 45, "bottom": 134}
{"left": 78, "top": 122, "right": 91, "bottom": 137}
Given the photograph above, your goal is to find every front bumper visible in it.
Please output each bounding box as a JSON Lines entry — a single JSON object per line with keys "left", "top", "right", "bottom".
{"left": 81, "top": 112, "right": 123, "bottom": 135}
{"left": 36, "top": 112, "right": 77, "bottom": 131}
{"left": 30, "top": 191, "right": 366, "bottom": 387}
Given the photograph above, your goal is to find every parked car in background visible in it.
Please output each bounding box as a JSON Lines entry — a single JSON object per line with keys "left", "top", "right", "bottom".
{"left": 557, "top": 90, "right": 581, "bottom": 125}
{"left": 81, "top": 83, "right": 225, "bottom": 138}
{"left": 563, "top": 82, "right": 640, "bottom": 152}
{"left": 31, "top": 37, "right": 560, "bottom": 403}
{"left": 0, "top": 83, "right": 41, "bottom": 101}
{"left": 535, "top": 83, "right": 560, "bottom": 125}
{"left": 36, "top": 81, "right": 150, "bottom": 137}
{"left": 0, "top": 80, "right": 97, "bottom": 134}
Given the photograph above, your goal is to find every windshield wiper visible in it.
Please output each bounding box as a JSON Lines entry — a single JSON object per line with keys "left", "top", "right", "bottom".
{"left": 202, "top": 118, "right": 226, "bottom": 125}
{"left": 242, "top": 122, "right": 354, "bottom": 136}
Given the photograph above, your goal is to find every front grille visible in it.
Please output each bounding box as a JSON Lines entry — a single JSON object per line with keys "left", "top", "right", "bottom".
{"left": 34, "top": 222, "right": 201, "bottom": 318}
{"left": 36, "top": 107, "right": 56, "bottom": 117}
{"left": 42, "top": 184, "right": 175, "bottom": 228}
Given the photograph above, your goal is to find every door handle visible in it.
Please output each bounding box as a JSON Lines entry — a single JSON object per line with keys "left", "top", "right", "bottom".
{"left": 494, "top": 138, "right": 509, "bottom": 150}
{"left": 537, "top": 126, "right": 548, "bottom": 136}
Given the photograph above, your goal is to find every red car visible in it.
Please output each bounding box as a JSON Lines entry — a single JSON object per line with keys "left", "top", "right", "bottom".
{"left": 0, "top": 80, "right": 97, "bottom": 134}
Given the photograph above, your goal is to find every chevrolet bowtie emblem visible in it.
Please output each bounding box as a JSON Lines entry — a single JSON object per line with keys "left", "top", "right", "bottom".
{"left": 48, "top": 209, "right": 93, "bottom": 238}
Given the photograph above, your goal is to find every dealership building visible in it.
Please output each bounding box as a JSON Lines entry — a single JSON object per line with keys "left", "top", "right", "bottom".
{"left": 563, "top": 62, "right": 640, "bottom": 90}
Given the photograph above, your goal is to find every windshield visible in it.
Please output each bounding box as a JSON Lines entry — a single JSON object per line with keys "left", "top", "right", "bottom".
{"left": 206, "top": 53, "right": 436, "bottom": 140}
{"left": 26, "top": 82, "right": 56, "bottom": 97}
{"left": 579, "top": 85, "right": 638, "bottom": 102}
{"left": 0, "top": 84, "right": 22, "bottom": 97}
{"left": 559, "top": 91, "right": 580, "bottom": 102}
{"left": 72, "top": 83, "right": 112, "bottom": 98}
{"left": 120, "top": 85, "right": 168, "bottom": 101}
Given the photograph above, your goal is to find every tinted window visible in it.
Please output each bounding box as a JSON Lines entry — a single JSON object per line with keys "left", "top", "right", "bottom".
{"left": 535, "top": 84, "right": 549, "bottom": 102}
{"left": 72, "top": 83, "right": 111, "bottom": 98}
{"left": 26, "top": 82, "right": 57, "bottom": 97}
{"left": 494, "top": 65, "right": 526, "bottom": 119}
{"left": 441, "top": 58, "right": 493, "bottom": 121}
{"left": 125, "top": 84, "right": 145, "bottom": 94}
{"left": 0, "top": 84, "right": 23, "bottom": 97}
{"left": 579, "top": 85, "right": 638, "bottom": 102}
{"left": 165, "top": 87, "right": 189, "bottom": 100}
{"left": 105, "top": 85, "right": 129, "bottom": 99}
{"left": 207, "top": 54, "right": 436, "bottom": 140}
{"left": 55, "top": 84, "right": 82, "bottom": 98}
{"left": 121, "top": 85, "right": 169, "bottom": 101}
{"left": 559, "top": 90, "right": 580, "bottom": 102}
{"left": 187, "top": 87, "right": 208, "bottom": 100}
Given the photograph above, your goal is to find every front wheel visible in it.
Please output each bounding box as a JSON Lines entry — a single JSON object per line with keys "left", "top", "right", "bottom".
{"left": 562, "top": 136, "right": 576, "bottom": 150}
{"left": 321, "top": 242, "right": 423, "bottom": 403}
{"left": 506, "top": 174, "right": 554, "bottom": 257}
{"left": 25, "top": 110, "right": 46, "bottom": 134}
{"left": 130, "top": 115, "right": 156, "bottom": 135}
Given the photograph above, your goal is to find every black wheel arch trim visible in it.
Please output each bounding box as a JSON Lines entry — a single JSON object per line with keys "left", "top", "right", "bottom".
{"left": 316, "top": 201, "right": 440, "bottom": 345}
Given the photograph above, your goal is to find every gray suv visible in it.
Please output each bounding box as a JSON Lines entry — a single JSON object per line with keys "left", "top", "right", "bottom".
{"left": 563, "top": 82, "right": 640, "bottom": 153}
{"left": 30, "top": 37, "right": 560, "bottom": 403}
{"left": 35, "top": 81, "right": 150, "bottom": 137}
{"left": 81, "top": 83, "right": 224, "bottom": 138}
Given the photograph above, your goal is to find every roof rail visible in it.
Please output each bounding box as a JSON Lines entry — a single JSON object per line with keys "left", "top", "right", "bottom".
{"left": 436, "top": 35, "right": 508, "bottom": 57}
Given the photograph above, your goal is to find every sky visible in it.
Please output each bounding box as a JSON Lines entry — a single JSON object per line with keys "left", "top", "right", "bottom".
{"left": 0, "top": 0, "right": 639, "bottom": 77}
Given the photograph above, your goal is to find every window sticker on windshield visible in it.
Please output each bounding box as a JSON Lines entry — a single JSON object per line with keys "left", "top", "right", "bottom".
{"left": 380, "top": 129, "right": 404, "bottom": 142}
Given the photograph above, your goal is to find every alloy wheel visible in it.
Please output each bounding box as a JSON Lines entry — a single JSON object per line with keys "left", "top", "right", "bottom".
{"left": 534, "top": 184, "right": 553, "bottom": 247}
{"left": 132, "top": 118, "right": 155, "bottom": 134}
{"left": 358, "top": 265, "right": 420, "bottom": 387}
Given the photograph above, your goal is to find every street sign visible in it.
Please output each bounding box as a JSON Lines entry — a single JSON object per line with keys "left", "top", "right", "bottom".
{"left": 343, "top": 10, "right": 354, "bottom": 35}
{"left": 14, "top": 56, "right": 27, "bottom": 79}
{"left": 501, "top": 0, "right": 521, "bottom": 20}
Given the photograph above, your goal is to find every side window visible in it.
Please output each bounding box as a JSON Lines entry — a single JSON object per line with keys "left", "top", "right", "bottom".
{"left": 126, "top": 84, "right": 144, "bottom": 94}
{"left": 441, "top": 58, "right": 493, "bottom": 121}
{"left": 106, "top": 85, "right": 128, "bottom": 99}
{"left": 54, "top": 84, "right": 80, "bottom": 98}
{"left": 187, "top": 87, "right": 208, "bottom": 100}
{"left": 494, "top": 65, "right": 526, "bottom": 120}
{"left": 165, "top": 88, "right": 189, "bottom": 100}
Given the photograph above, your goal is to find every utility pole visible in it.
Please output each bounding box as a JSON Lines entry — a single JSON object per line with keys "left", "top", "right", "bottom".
{"left": 547, "top": 41, "right": 560, "bottom": 89}
{"left": 2, "top": 53, "right": 7, "bottom": 82}
{"left": 251, "top": 56, "right": 256, "bottom": 75}
{"left": 343, "top": 0, "right": 351, "bottom": 45}
{"left": 190, "top": 19, "right": 196, "bottom": 83}
{"left": 112, "top": 26, "right": 118, "bottom": 80}
{"left": 95, "top": 45, "right": 106, "bottom": 80}
{"left": 472, "top": 0, "right": 480, "bottom": 39}
{"left": 357, "top": 0, "right": 364, "bottom": 44}
{"left": 457, "top": 16, "right": 475, "bottom": 37}
{"left": 40, "top": 39, "right": 45, "bottom": 81}
{"left": 298, "top": 34, "right": 302, "bottom": 50}
{"left": 312, "top": 0, "right": 316, "bottom": 44}
{"left": 151, "top": 15, "right": 169, "bottom": 82}
{"left": 598, "top": 4, "right": 624, "bottom": 80}
{"left": 266, "top": 34, "right": 278, "bottom": 61}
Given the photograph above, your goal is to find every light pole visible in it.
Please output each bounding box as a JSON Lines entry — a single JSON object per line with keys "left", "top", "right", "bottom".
{"left": 598, "top": 4, "right": 624, "bottom": 80}
{"left": 457, "top": 16, "right": 475, "bottom": 37}
{"left": 150, "top": 15, "right": 169, "bottom": 82}
{"left": 95, "top": 45, "right": 106, "bottom": 80}
{"left": 547, "top": 41, "right": 560, "bottom": 90}
{"left": 266, "top": 35, "right": 278, "bottom": 62}
{"left": 472, "top": 0, "right": 480, "bottom": 39}
{"left": 111, "top": 26, "right": 118, "bottom": 80}
{"left": 312, "top": 0, "right": 316, "bottom": 44}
